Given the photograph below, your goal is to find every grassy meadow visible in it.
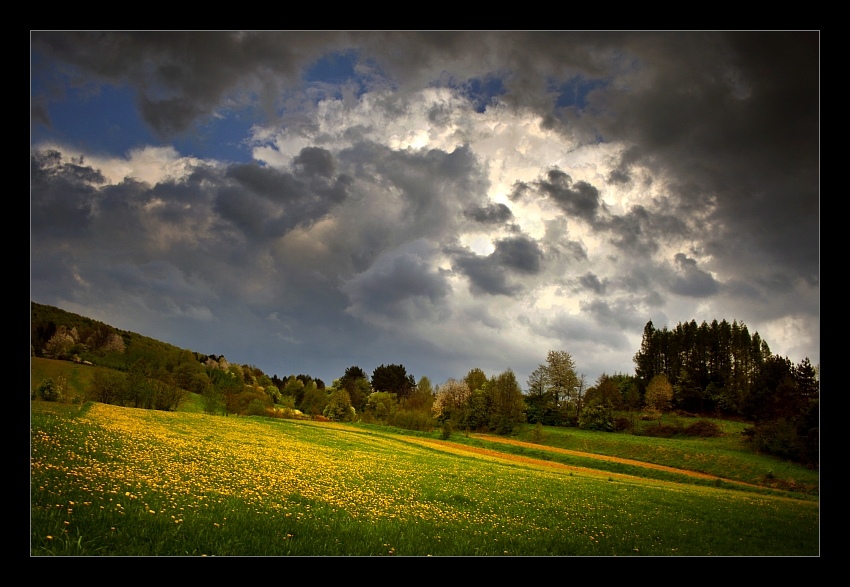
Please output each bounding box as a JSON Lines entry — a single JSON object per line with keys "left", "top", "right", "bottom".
{"left": 31, "top": 396, "right": 820, "bottom": 556}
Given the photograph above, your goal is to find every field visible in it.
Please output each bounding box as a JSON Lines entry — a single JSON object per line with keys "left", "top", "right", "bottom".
{"left": 30, "top": 397, "right": 819, "bottom": 556}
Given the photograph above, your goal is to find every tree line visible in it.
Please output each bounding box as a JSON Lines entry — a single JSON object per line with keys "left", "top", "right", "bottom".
{"left": 31, "top": 303, "right": 818, "bottom": 466}
{"left": 631, "top": 319, "right": 819, "bottom": 465}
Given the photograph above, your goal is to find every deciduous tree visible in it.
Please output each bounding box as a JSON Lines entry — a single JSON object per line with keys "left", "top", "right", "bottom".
{"left": 645, "top": 374, "right": 673, "bottom": 422}
{"left": 487, "top": 369, "right": 526, "bottom": 434}
{"left": 323, "top": 387, "right": 354, "bottom": 422}
{"left": 372, "top": 364, "right": 415, "bottom": 399}
{"left": 365, "top": 391, "right": 398, "bottom": 421}
{"left": 340, "top": 366, "right": 371, "bottom": 411}
{"left": 432, "top": 378, "right": 471, "bottom": 423}
{"left": 546, "top": 350, "right": 579, "bottom": 409}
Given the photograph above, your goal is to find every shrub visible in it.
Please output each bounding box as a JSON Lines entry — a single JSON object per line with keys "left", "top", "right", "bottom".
{"left": 227, "top": 390, "right": 270, "bottom": 415}
{"left": 578, "top": 401, "right": 615, "bottom": 431}
{"left": 683, "top": 420, "right": 722, "bottom": 437}
{"left": 88, "top": 370, "right": 126, "bottom": 405}
{"left": 441, "top": 419, "right": 454, "bottom": 439}
{"left": 530, "top": 421, "right": 545, "bottom": 443}
{"left": 636, "top": 423, "right": 682, "bottom": 438}
{"left": 640, "top": 407, "right": 662, "bottom": 421}
{"left": 743, "top": 419, "right": 810, "bottom": 464}
{"left": 390, "top": 409, "right": 436, "bottom": 432}
{"left": 277, "top": 396, "right": 296, "bottom": 410}
{"left": 36, "top": 378, "right": 62, "bottom": 402}
{"left": 323, "top": 389, "right": 354, "bottom": 422}
{"left": 36, "top": 376, "right": 67, "bottom": 402}
{"left": 202, "top": 388, "right": 226, "bottom": 415}
{"left": 365, "top": 391, "right": 398, "bottom": 422}
{"left": 612, "top": 417, "right": 633, "bottom": 432}
{"left": 247, "top": 399, "right": 267, "bottom": 416}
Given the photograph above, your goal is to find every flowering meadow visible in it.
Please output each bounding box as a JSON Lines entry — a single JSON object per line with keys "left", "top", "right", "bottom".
{"left": 30, "top": 401, "right": 819, "bottom": 556}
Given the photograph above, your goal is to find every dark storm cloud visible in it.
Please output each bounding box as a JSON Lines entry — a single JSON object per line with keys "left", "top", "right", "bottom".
{"left": 339, "top": 141, "right": 487, "bottom": 238}
{"left": 144, "top": 174, "right": 218, "bottom": 227}
{"left": 29, "top": 31, "right": 819, "bottom": 385}
{"left": 669, "top": 253, "right": 721, "bottom": 298}
{"left": 535, "top": 169, "right": 602, "bottom": 222}
{"left": 450, "top": 235, "right": 543, "bottom": 296}
{"left": 579, "top": 272, "right": 606, "bottom": 294}
{"left": 220, "top": 148, "right": 350, "bottom": 238}
{"left": 31, "top": 31, "right": 626, "bottom": 142}
{"left": 31, "top": 31, "right": 348, "bottom": 136}
{"left": 31, "top": 29, "right": 819, "bottom": 293}
{"left": 508, "top": 181, "right": 531, "bottom": 202}
{"left": 464, "top": 202, "right": 513, "bottom": 224}
{"left": 579, "top": 299, "right": 644, "bottom": 337}
{"left": 602, "top": 205, "right": 688, "bottom": 256}
{"left": 453, "top": 252, "right": 518, "bottom": 297}
{"left": 589, "top": 32, "right": 819, "bottom": 285}
{"left": 540, "top": 313, "right": 604, "bottom": 346}
{"left": 342, "top": 243, "right": 451, "bottom": 321}
{"left": 293, "top": 146, "right": 336, "bottom": 178}
{"left": 30, "top": 150, "right": 102, "bottom": 237}
{"left": 492, "top": 236, "right": 543, "bottom": 274}
{"left": 31, "top": 95, "right": 51, "bottom": 127}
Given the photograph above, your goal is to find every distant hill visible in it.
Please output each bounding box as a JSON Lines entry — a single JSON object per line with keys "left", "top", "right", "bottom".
{"left": 31, "top": 300, "right": 215, "bottom": 377}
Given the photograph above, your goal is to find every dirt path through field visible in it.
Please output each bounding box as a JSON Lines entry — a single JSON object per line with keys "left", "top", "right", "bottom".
{"left": 401, "top": 433, "right": 766, "bottom": 491}
{"left": 471, "top": 434, "right": 721, "bottom": 479}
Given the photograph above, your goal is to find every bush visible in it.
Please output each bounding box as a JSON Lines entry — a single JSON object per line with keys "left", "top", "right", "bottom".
{"left": 683, "top": 421, "right": 722, "bottom": 437}
{"left": 612, "top": 417, "right": 633, "bottom": 432}
{"left": 227, "top": 390, "right": 269, "bottom": 415}
{"left": 88, "top": 370, "right": 126, "bottom": 405}
{"left": 390, "top": 409, "right": 436, "bottom": 432}
{"left": 35, "top": 376, "right": 67, "bottom": 402}
{"left": 36, "top": 378, "right": 62, "bottom": 402}
{"left": 578, "top": 401, "right": 615, "bottom": 431}
{"left": 323, "top": 389, "right": 354, "bottom": 422}
{"left": 743, "top": 419, "right": 810, "bottom": 464}
{"left": 365, "top": 391, "right": 398, "bottom": 422}
{"left": 640, "top": 407, "right": 662, "bottom": 421}
{"left": 202, "top": 388, "right": 226, "bottom": 415}
{"left": 636, "top": 423, "right": 682, "bottom": 438}
{"left": 277, "top": 396, "right": 296, "bottom": 410}
{"left": 247, "top": 398, "right": 267, "bottom": 416}
{"left": 530, "top": 421, "right": 545, "bottom": 443}
{"left": 441, "top": 419, "right": 455, "bottom": 439}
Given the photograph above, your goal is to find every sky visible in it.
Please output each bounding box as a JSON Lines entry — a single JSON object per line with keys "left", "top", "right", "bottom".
{"left": 30, "top": 31, "right": 820, "bottom": 389}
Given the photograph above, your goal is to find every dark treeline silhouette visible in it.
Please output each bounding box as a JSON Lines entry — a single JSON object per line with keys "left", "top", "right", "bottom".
{"left": 633, "top": 319, "right": 819, "bottom": 466}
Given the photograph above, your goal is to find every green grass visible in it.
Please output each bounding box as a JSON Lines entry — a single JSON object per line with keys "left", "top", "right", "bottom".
{"left": 503, "top": 421, "right": 819, "bottom": 495}
{"left": 31, "top": 357, "right": 102, "bottom": 404}
{"left": 31, "top": 400, "right": 819, "bottom": 556}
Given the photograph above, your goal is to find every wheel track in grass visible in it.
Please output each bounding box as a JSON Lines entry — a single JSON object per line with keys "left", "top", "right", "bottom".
{"left": 472, "top": 434, "right": 723, "bottom": 479}
{"left": 399, "top": 433, "right": 771, "bottom": 492}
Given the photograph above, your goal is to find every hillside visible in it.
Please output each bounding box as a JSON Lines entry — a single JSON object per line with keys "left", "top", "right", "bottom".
{"left": 30, "top": 355, "right": 818, "bottom": 497}
{"left": 31, "top": 301, "right": 819, "bottom": 472}
{"left": 30, "top": 399, "right": 819, "bottom": 555}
